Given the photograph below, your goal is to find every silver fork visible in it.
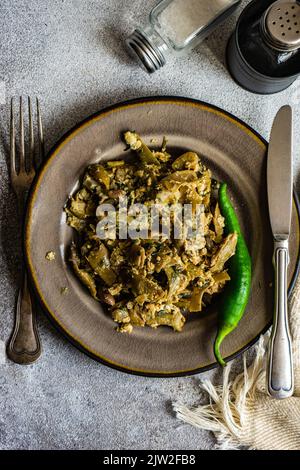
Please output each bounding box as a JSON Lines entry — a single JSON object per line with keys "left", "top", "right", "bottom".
{"left": 7, "top": 97, "right": 44, "bottom": 364}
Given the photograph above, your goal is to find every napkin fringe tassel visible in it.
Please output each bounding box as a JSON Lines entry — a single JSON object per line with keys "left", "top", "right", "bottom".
{"left": 173, "top": 335, "right": 268, "bottom": 450}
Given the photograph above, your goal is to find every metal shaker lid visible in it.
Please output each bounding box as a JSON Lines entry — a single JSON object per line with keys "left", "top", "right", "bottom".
{"left": 126, "top": 30, "right": 166, "bottom": 73}
{"left": 262, "top": 0, "right": 300, "bottom": 51}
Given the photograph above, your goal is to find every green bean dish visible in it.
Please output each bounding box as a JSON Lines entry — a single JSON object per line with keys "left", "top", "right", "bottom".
{"left": 65, "top": 132, "right": 238, "bottom": 334}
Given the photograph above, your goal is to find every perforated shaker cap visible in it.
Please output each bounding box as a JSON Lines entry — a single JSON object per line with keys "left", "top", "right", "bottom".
{"left": 262, "top": 0, "right": 300, "bottom": 51}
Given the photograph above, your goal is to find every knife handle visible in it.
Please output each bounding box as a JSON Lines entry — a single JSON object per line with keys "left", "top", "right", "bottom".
{"left": 267, "top": 239, "right": 294, "bottom": 399}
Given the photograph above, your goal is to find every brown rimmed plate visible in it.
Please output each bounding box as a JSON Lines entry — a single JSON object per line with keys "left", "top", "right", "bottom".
{"left": 25, "top": 97, "right": 300, "bottom": 377}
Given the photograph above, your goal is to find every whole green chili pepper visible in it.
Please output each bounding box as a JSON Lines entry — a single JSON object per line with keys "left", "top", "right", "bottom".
{"left": 214, "top": 183, "right": 252, "bottom": 367}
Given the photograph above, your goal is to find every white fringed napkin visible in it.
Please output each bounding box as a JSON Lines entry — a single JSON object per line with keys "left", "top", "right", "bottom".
{"left": 174, "top": 275, "right": 300, "bottom": 450}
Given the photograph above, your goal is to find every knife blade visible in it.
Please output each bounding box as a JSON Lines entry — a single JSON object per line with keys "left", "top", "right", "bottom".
{"left": 267, "top": 105, "right": 294, "bottom": 399}
{"left": 267, "top": 105, "right": 293, "bottom": 239}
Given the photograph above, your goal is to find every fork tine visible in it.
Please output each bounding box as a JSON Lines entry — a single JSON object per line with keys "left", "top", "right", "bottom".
{"left": 19, "top": 97, "right": 25, "bottom": 172}
{"left": 28, "top": 96, "right": 34, "bottom": 172}
{"left": 36, "top": 98, "right": 45, "bottom": 164}
{"left": 10, "top": 98, "right": 16, "bottom": 176}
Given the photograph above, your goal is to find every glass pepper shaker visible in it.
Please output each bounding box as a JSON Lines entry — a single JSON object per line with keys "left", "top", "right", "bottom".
{"left": 227, "top": 0, "right": 300, "bottom": 94}
{"left": 126, "top": 0, "right": 241, "bottom": 73}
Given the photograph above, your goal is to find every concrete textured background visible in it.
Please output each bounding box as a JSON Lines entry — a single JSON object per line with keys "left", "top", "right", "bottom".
{"left": 0, "top": 0, "right": 299, "bottom": 450}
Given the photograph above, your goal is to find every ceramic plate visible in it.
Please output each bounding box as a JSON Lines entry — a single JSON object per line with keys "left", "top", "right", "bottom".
{"left": 25, "top": 97, "right": 300, "bottom": 376}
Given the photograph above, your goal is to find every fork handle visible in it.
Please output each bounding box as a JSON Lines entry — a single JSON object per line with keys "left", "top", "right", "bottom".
{"left": 7, "top": 270, "right": 41, "bottom": 364}
{"left": 267, "top": 239, "right": 294, "bottom": 399}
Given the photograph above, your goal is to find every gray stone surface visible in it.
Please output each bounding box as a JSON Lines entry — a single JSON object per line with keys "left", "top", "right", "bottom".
{"left": 0, "top": 0, "right": 299, "bottom": 450}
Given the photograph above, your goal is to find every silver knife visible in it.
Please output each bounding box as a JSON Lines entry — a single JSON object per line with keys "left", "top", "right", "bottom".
{"left": 267, "top": 105, "right": 294, "bottom": 399}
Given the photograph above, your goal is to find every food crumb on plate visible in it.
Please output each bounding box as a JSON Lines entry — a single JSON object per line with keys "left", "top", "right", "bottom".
{"left": 45, "top": 251, "right": 56, "bottom": 261}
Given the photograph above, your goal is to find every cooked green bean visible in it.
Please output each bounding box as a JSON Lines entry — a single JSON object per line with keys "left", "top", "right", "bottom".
{"left": 124, "top": 131, "right": 160, "bottom": 165}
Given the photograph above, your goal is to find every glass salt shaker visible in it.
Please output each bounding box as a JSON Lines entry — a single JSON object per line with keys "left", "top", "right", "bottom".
{"left": 126, "top": 0, "right": 241, "bottom": 73}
